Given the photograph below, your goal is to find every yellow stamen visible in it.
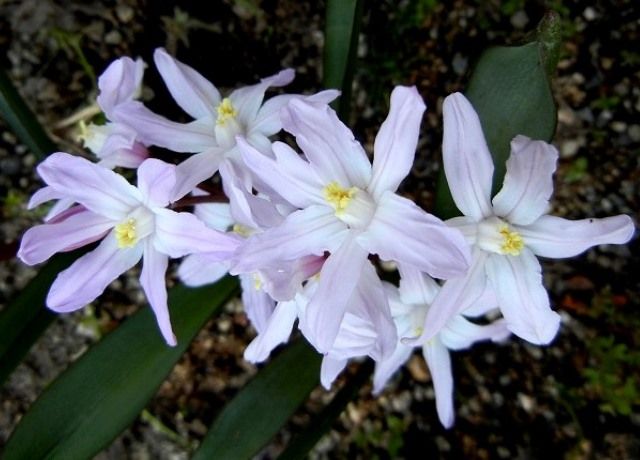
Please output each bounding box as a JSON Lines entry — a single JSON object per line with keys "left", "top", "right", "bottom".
{"left": 323, "top": 181, "right": 357, "bottom": 215}
{"left": 115, "top": 218, "right": 138, "bottom": 248}
{"left": 252, "top": 273, "right": 263, "bottom": 291}
{"left": 499, "top": 225, "right": 524, "bottom": 256}
{"left": 216, "top": 98, "right": 238, "bottom": 126}
{"left": 76, "top": 120, "right": 91, "bottom": 144}
{"left": 232, "top": 223, "right": 253, "bottom": 238}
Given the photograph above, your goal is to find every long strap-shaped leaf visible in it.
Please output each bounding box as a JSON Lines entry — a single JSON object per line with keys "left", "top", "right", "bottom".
{"left": 192, "top": 340, "right": 321, "bottom": 460}
{"left": 0, "top": 253, "right": 78, "bottom": 385}
{"left": 323, "top": 0, "right": 364, "bottom": 120}
{"left": 0, "top": 67, "right": 56, "bottom": 159}
{"left": 2, "top": 277, "right": 237, "bottom": 460}
{"left": 435, "top": 14, "right": 561, "bottom": 218}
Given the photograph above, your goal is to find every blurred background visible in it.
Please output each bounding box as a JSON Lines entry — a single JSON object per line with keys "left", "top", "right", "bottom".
{"left": 0, "top": 0, "right": 638, "bottom": 458}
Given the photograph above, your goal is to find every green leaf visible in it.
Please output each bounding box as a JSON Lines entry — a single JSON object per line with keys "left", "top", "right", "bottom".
{"left": 278, "top": 361, "right": 373, "bottom": 460}
{"left": 435, "top": 25, "right": 559, "bottom": 218}
{"left": 0, "top": 252, "right": 83, "bottom": 385}
{"left": 0, "top": 67, "right": 56, "bottom": 159}
{"left": 323, "top": 0, "right": 364, "bottom": 120}
{"left": 192, "top": 340, "right": 321, "bottom": 460}
{"left": 2, "top": 277, "right": 238, "bottom": 460}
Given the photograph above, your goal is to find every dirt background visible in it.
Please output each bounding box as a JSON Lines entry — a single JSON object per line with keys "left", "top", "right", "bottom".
{"left": 0, "top": 1, "right": 638, "bottom": 459}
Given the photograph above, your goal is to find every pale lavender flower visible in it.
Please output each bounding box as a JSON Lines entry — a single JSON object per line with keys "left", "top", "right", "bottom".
{"left": 18, "top": 153, "right": 239, "bottom": 346}
{"left": 232, "top": 86, "right": 471, "bottom": 352}
{"left": 417, "top": 93, "right": 635, "bottom": 345}
{"left": 114, "top": 48, "right": 339, "bottom": 198}
{"left": 29, "top": 57, "right": 150, "bottom": 220}
{"left": 372, "top": 266, "right": 509, "bottom": 428}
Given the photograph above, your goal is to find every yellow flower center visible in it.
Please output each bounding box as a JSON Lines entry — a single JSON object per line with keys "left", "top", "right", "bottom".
{"left": 499, "top": 225, "right": 524, "bottom": 256}
{"left": 115, "top": 218, "right": 138, "bottom": 248}
{"left": 232, "top": 223, "right": 253, "bottom": 238}
{"left": 252, "top": 273, "right": 263, "bottom": 291}
{"left": 216, "top": 98, "right": 238, "bottom": 126}
{"left": 323, "top": 181, "right": 357, "bottom": 215}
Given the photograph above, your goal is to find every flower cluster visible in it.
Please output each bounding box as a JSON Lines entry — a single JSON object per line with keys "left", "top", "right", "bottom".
{"left": 18, "top": 50, "right": 634, "bottom": 427}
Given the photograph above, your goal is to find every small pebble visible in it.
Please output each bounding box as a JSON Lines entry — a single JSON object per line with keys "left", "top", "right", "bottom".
{"left": 510, "top": 11, "right": 529, "bottom": 29}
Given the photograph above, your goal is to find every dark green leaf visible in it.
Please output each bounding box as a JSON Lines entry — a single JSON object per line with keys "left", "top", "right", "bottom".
{"left": 278, "top": 361, "right": 373, "bottom": 460}
{"left": 192, "top": 340, "right": 321, "bottom": 460}
{"left": 0, "top": 67, "right": 56, "bottom": 159}
{"left": 2, "top": 277, "right": 237, "bottom": 460}
{"left": 323, "top": 0, "right": 364, "bottom": 120}
{"left": 435, "top": 27, "right": 559, "bottom": 218}
{"left": 0, "top": 252, "right": 82, "bottom": 385}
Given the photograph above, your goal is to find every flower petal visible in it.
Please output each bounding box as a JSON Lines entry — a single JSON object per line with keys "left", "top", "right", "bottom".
{"left": 442, "top": 92, "right": 494, "bottom": 220}
{"left": 18, "top": 209, "right": 113, "bottom": 265}
{"left": 372, "top": 342, "right": 413, "bottom": 394}
{"left": 47, "top": 232, "right": 142, "bottom": 312}
{"left": 369, "top": 86, "right": 426, "bottom": 198}
{"left": 244, "top": 299, "right": 297, "bottom": 363}
{"left": 137, "top": 158, "right": 176, "bottom": 208}
{"left": 229, "top": 69, "right": 294, "bottom": 126}
{"left": 178, "top": 254, "right": 229, "bottom": 287}
{"left": 231, "top": 205, "right": 346, "bottom": 274}
{"left": 320, "top": 356, "right": 348, "bottom": 389}
{"left": 97, "top": 57, "right": 144, "bottom": 115}
{"left": 359, "top": 192, "right": 471, "bottom": 279}
{"left": 37, "top": 152, "right": 141, "bottom": 220}
{"left": 153, "top": 208, "right": 240, "bottom": 258}
{"left": 251, "top": 89, "right": 340, "bottom": 135}
{"left": 140, "top": 241, "right": 175, "bottom": 346}
{"left": 304, "top": 234, "right": 368, "bottom": 353}
{"left": 113, "top": 101, "right": 216, "bottom": 153}
{"left": 154, "top": 48, "right": 220, "bottom": 119}
{"left": 172, "top": 148, "right": 225, "bottom": 201}
{"left": 398, "top": 264, "right": 441, "bottom": 306}
{"left": 440, "top": 315, "right": 510, "bottom": 350}
{"left": 414, "top": 249, "right": 489, "bottom": 344}
{"left": 492, "top": 135, "right": 558, "bottom": 225}
{"left": 422, "top": 339, "right": 455, "bottom": 428}
{"left": 519, "top": 214, "right": 635, "bottom": 258}
{"left": 280, "top": 99, "right": 372, "bottom": 189}
{"left": 485, "top": 249, "right": 560, "bottom": 344}
{"left": 237, "top": 137, "right": 325, "bottom": 209}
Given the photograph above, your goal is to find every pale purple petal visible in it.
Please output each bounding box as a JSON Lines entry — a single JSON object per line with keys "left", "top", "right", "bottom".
{"left": 244, "top": 299, "right": 297, "bottom": 363}
{"left": 485, "top": 249, "right": 560, "bottom": 345}
{"left": 172, "top": 148, "right": 225, "bottom": 201}
{"left": 492, "top": 136, "right": 558, "bottom": 225}
{"left": 237, "top": 137, "right": 325, "bottom": 209}
{"left": 359, "top": 192, "right": 471, "bottom": 279}
{"left": 320, "top": 356, "right": 348, "bottom": 389}
{"left": 304, "top": 234, "right": 368, "bottom": 353}
{"left": 398, "top": 264, "right": 441, "bottom": 306}
{"left": 232, "top": 205, "right": 346, "bottom": 274}
{"left": 372, "top": 343, "right": 413, "bottom": 394}
{"left": 251, "top": 89, "right": 340, "bottom": 135}
{"left": 414, "top": 249, "right": 489, "bottom": 344}
{"left": 37, "top": 152, "right": 141, "bottom": 220}
{"left": 440, "top": 315, "right": 510, "bottom": 350}
{"left": 18, "top": 210, "right": 113, "bottom": 265}
{"left": 153, "top": 208, "right": 240, "bottom": 258}
{"left": 193, "top": 199, "right": 234, "bottom": 232}
{"left": 442, "top": 92, "right": 494, "bottom": 220}
{"left": 154, "top": 48, "right": 220, "bottom": 119}
{"left": 114, "top": 101, "right": 216, "bottom": 153}
{"left": 47, "top": 231, "right": 142, "bottom": 312}
{"left": 140, "top": 240, "right": 175, "bottom": 346}
{"left": 280, "top": 99, "right": 372, "bottom": 189}
{"left": 422, "top": 340, "right": 455, "bottom": 428}
{"left": 28, "top": 186, "right": 61, "bottom": 209}
{"left": 178, "top": 254, "right": 229, "bottom": 287}
{"left": 369, "top": 86, "right": 426, "bottom": 198}
{"left": 97, "top": 57, "right": 144, "bottom": 115}
{"left": 137, "top": 158, "right": 176, "bottom": 208}
{"left": 240, "top": 273, "right": 276, "bottom": 333}
{"left": 519, "top": 214, "right": 635, "bottom": 258}
{"left": 229, "top": 69, "right": 294, "bottom": 126}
